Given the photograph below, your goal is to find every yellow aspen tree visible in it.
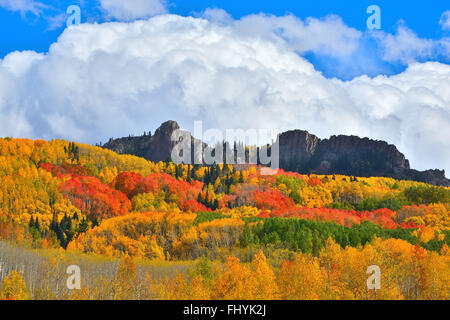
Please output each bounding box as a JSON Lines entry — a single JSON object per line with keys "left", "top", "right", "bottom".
{"left": 250, "top": 251, "right": 280, "bottom": 300}
{"left": 0, "top": 271, "right": 31, "bottom": 300}
{"left": 115, "top": 255, "right": 138, "bottom": 300}
{"left": 213, "top": 256, "right": 253, "bottom": 300}
{"left": 277, "top": 253, "right": 327, "bottom": 300}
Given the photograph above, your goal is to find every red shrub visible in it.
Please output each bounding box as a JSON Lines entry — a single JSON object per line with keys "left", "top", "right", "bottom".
{"left": 60, "top": 175, "right": 131, "bottom": 220}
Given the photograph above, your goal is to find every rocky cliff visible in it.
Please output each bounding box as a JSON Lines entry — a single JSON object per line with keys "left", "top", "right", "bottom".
{"left": 103, "top": 120, "right": 204, "bottom": 163}
{"left": 103, "top": 121, "right": 450, "bottom": 186}
{"left": 279, "top": 131, "right": 410, "bottom": 177}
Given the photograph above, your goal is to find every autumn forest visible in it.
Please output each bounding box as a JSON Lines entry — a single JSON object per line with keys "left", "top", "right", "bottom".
{"left": 0, "top": 138, "right": 449, "bottom": 300}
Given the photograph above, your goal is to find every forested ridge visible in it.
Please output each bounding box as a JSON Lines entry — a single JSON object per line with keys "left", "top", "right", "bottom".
{"left": 0, "top": 138, "right": 449, "bottom": 300}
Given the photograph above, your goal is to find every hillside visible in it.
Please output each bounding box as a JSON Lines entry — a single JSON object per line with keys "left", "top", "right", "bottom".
{"left": 0, "top": 137, "right": 449, "bottom": 300}
{"left": 103, "top": 121, "right": 450, "bottom": 186}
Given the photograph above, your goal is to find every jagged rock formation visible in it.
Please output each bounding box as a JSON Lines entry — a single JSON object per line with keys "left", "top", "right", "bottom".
{"left": 279, "top": 132, "right": 409, "bottom": 177}
{"left": 103, "top": 121, "right": 449, "bottom": 186}
{"left": 279, "top": 131, "right": 448, "bottom": 186}
{"left": 103, "top": 120, "right": 204, "bottom": 163}
{"left": 395, "top": 169, "right": 449, "bottom": 187}
{"left": 103, "top": 120, "right": 184, "bottom": 162}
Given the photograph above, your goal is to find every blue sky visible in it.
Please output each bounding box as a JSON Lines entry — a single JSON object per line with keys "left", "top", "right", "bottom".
{"left": 173, "top": 0, "right": 447, "bottom": 37}
{"left": 0, "top": 0, "right": 450, "bottom": 173}
{"left": 1, "top": 0, "right": 449, "bottom": 78}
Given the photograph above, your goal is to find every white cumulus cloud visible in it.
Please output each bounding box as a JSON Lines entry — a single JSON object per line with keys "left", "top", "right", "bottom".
{"left": 214, "top": 12, "right": 363, "bottom": 57}
{"left": 375, "top": 25, "right": 435, "bottom": 64}
{"left": 440, "top": 11, "right": 450, "bottom": 31}
{"left": 0, "top": 0, "right": 46, "bottom": 16}
{"left": 0, "top": 14, "right": 449, "bottom": 175}
{"left": 373, "top": 24, "right": 450, "bottom": 64}
{"left": 99, "top": 0, "right": 167, "bottom": 21}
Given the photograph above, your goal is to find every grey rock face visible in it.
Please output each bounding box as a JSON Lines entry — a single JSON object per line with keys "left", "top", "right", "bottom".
{"left": 103, "top": 120, "right": 180, "bottom": 163}
{"left": 278, "top": 130, "right": 448, "bottom": 186}
{"left": 103, "top": 121, "right": 449, "bottom": 186}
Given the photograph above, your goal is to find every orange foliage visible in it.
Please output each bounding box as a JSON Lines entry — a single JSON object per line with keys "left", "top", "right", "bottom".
{"left": 307, "top": 176, "right": 323, "bottom": 186}
{"left": 180, "top": 200, "right": 209, "bottom": 213}
{"left": 60, "top": 175, "right": 131, "bottom": 220}
{"left": 253, "top": 189, "right": 296, "bottom": 213}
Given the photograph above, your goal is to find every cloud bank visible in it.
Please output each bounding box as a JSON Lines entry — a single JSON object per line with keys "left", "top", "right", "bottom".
{"left": 99, "top": 0, "right": 167, "bottom": 21}
{"left": 0, "top": 14, "right": 449, "bottom": 174}
{"left": 198, "top": 9, "right": 450, "bottom": 79}
{"left": 0, "top": 0, "right": 46, "bottom": 16}
{"left": 440, "top": 11, "right": 450, "bottom": 31}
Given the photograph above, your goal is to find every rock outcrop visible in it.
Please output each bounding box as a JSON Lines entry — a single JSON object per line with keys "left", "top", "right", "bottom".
{"left": 103, "top": 120, "right": 181, "bottom": 162}
{"left": 103, "top": 121, "right": 450, "bottom": 186}
{"left": 279, "top": 130, "right": 449, "bottom": 186}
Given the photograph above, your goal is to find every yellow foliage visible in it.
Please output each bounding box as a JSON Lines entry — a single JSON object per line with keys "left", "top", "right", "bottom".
{"left": 0, "top": 271, "right": 31, "bottom": 300}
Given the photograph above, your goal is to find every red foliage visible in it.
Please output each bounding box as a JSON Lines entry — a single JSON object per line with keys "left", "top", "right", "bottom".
{"left": 357, "top": 208, "right": 397, "bottom": 229}
{"left": 307, "top": 177, "right": 323, "bottom": 186}
{"left": 111, "top": 172, "right": 157, "bottom": 199}
{"left": 39, "top": 165, "right": 416, "bottom": 231}
{"left": 273, "top": 169, "right": 306, "bottom": 180}
{"left": 145, "top": 173, "right": 202, "bottom": 205}
{"left": 180, "top": 200, "right": 209, "bottom": 213}
{"left": 60, "top": 175, "right": 131, "bottom": 220}
{"left": 253, "top": 189, "right": 296, "bottom": 214}
{"left": 0, "top": 222, "right": 24, "bottom": 242}
{"left": 400, "top": 221, "right": 419, "bottom": 229}
{"left": 111, "top": 172, "right": 204, "bottom": 207}
{"left": 111, "top": 172, "right": 144, "bottom": 198}
{"left": 40, "top": 163, "right": 93, "bottom": 178}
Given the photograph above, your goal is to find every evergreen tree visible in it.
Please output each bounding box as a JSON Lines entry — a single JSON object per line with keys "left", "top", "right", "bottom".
{"left": 34, "top": 217, "right": 41, "bottom": 234}
{"left": 213, "top": 199, "right": 219, "bottom": 210}
{"left": 28, "top": 216, "right": 35, "bottom": 230}
{"left": 191, "top": 165, "right": 199, "bottom": 181}
{"left": 78, "top": 218, "right": 89, "bottom": 234}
